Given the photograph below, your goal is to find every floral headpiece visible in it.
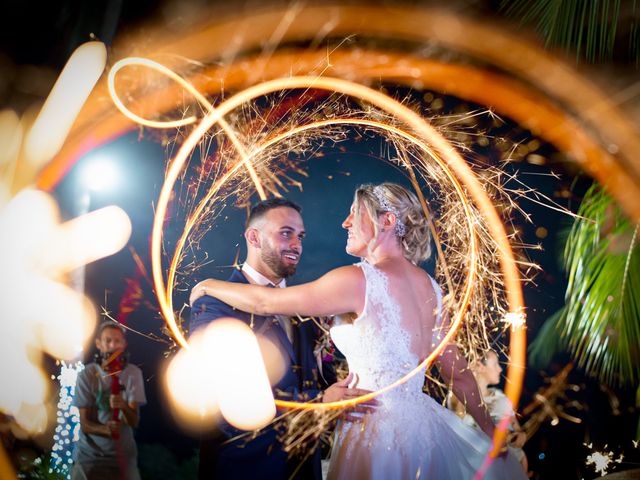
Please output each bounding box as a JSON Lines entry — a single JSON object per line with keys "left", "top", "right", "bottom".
{"left": 373, "top": 185, "right": 406, "bottom": 237}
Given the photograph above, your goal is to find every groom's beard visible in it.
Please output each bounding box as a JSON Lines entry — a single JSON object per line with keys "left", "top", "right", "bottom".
{"left": 261, "top": 241, "right": 298, "bottom": 278}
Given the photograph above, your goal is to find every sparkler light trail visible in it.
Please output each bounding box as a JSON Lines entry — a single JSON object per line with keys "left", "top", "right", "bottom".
{"left": 17, "top": 4, "right": 636, "bottom": 476}
{"left": 109, "top": 58, "right": 526, "bottom": 456}
{"left": 39, "top": 4, "right": 640, "bottom": 228}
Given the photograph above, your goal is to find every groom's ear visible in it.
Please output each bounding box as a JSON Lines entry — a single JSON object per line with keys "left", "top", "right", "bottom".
{"left": 245, "top": 228, "right": 261, "bottom": 248}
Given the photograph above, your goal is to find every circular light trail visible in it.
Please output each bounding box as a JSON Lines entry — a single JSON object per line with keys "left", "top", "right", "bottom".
{"left": 110, "top": 61, "right": 525, "bottom": 457}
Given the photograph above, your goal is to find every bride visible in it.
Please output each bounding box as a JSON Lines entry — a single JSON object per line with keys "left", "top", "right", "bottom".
{"left": 190, "top": 183, "right": 526, "bottom": 479}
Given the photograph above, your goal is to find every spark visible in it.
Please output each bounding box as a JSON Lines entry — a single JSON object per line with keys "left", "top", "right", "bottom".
{"left": 585, "top": 444, "right": 625, "bottom": 477}
{"left": 503, "top": 311, "right": 526, "bottom": 329}
{"left": 109, "top": 59, "right": 527, "bottom": 461}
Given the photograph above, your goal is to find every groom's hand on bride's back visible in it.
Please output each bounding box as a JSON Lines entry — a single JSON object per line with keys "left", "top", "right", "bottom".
{"left": 322, "top": 373, "right": 378, "bottom": 421}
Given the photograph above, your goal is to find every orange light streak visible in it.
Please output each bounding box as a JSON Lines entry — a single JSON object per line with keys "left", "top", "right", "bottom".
{"left": 108, "top": 64, "right": 524, "bottom": 455}
{"left": 108, "top": 57, "right": 266, "bottom": 200}
{"left": 139, "top": 73, "right": 522, "bottom": 424}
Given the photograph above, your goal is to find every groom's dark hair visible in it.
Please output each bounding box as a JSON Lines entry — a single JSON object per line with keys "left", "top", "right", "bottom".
{"left": 247, "top": 198, "right": 302, "bottom": 227}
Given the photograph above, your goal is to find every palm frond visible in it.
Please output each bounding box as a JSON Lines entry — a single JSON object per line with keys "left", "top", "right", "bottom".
{"left": 631, "top": 1, "right": 640, "bottom": 68}
{"left": 501, "top": 0, "right": 637, "bottom": 64}
{"left": 556, "top": 185, "right": 640, "bottom": 387}
{"left": 528, "top": 309, "right": 567, "bottom": 369}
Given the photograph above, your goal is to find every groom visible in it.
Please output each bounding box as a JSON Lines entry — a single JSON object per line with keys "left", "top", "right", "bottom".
{"left": 190, "top": 198, "right": 337, "bottom": 480}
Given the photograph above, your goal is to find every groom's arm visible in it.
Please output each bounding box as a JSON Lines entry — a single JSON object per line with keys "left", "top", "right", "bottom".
{"left": 190, "top": 294, "right": 244, "bottom": 335}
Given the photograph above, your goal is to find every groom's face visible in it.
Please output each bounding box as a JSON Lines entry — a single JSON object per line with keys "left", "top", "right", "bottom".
{"left": 258, "top": 207, "right": 305, "bottom": 279}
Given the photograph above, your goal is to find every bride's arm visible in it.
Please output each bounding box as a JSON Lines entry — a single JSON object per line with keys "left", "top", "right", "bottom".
{"left": 436, "top": 342, "right": 495, "bottom": 439}
{"left": 190, "top": 265, "right": 365, "bottom": 318}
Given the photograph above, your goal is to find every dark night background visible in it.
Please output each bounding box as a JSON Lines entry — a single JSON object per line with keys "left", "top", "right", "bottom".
{"left": 1, "top": 1, "right": 639, "bottom": 479}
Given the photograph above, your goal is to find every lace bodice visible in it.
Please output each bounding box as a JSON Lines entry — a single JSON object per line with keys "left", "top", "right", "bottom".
{"left": 330, "top": 261, "right": 442, "bottom": 398}
{"left": 327, "top": 262, "right": 527, "bottom": 480}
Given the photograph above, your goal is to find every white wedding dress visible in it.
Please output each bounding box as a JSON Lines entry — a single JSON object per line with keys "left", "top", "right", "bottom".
{"left": 327, "top": 262, "right": 526, "bottom": 479}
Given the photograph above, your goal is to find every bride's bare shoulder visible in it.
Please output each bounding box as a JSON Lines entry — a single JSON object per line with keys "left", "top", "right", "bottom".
{"left": 321, "top": 264, "right": 365, "bottom": 286}
{"left": 407, "top": 264, "right": 433, "bottom": 288}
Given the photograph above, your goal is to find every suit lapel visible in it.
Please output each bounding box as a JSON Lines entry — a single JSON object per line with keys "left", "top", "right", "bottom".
{"left": 271, "top": 317, "right": 296, "bottom": 362}
{"left": 230, "top": 270, "right": 296, "bottom": 362}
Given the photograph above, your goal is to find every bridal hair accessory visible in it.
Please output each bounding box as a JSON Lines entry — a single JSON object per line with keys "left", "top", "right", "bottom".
{"left": 373, "top": 185, "right": 406, "bottom": 237}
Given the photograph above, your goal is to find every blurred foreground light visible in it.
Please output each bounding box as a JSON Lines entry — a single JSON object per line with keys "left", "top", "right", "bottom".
{"left": 0, "top": 181, "right": 9, "bottom": 209}
{"left": 256, "top": 336, "right": 287, "bottom": 386}
{"left": 206, "top": 319, "right": 276, "bottom": 430}
{"left": 24, "top": 42, "right": 107, "bottom": 167}
{"left": 13, "top": 403, "right": 48, "bottom": 436}
{"left": 80, "top": 156, "right": 119, "bottom": 192}
{"left": 165, "top": 318, "right": 276, "bottom": 432}
{"left": 0, "top": 343, "right": 47, "bottom": 412}
{"left": 0, "top": 187, "right": 131, "bottom": 434}
{"left": 48, "top": 205, "right": 132, "bottom": 273}
{"left": 0, "top": 110, "right": 22, "bottom": 168}
{"left": 35, "top": 279, "right": 96, "bottom": 359}
{"left": 0, "top": 189, "right": 59, "bottom": 269}
{"left": 165, "top": 327, "right": 221, "bottom": 432}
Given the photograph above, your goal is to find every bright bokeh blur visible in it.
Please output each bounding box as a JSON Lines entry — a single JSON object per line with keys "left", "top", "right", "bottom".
{"left": 24, "top": 41, "right": 107, "bottom": 167}
{"left": 204, "top": 319, "right": 276, "bottom": 430}
{"left": 255, "top": 336, "right": 287, "bottom": 386}
{"left": 0, "top": 188, "right": 131, "bottom": 433}
{"left": 165, "top": 318, "right": 276, "bottom": 432}
{"left": 0, "top": 189, "right": 60, "bottom": 260}
{"left": 13, "top": 403, "right": 49, "bottom": 436}
{"left": 164, "top": 329, "right": 221, "bottom": 431}
{"left": 34, "top": 279, "right": 96, "bottom": 359}
{"left": 0, "top": 40, "right": 127, "bottom": 480}
{"left": 80, "top": 156, "right": 120, "bottom": 192}
{"left": 0, "top": 110, "right": 22, "bottom": 168}
{"left": 0, "top": 343, "right": 48, "bottom": 413}
{"left": 0, "top": 181, "right": 10, "bottom": 209}
{"left": 48, "top": 205, "right": 132, "bottom": 273}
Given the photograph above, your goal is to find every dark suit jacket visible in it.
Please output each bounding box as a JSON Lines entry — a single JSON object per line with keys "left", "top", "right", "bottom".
{"left": 190, "top": 269, "right": 333, "bottom": 480}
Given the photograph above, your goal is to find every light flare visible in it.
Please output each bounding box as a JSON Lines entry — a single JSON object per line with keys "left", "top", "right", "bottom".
{"left": 24, "top": 42, "right": 107, "bottom": 167}
{"left": 111, "top": 59, "right": 524, "bottom": 453}
{"left": 164, "top": 327, "right": 221, "bottom": 431}
{"left": 164, "top": 318, "right": 276, "bottom": 431}
{"left": 206, "top": 319, "right": 276, "bottom": 430}
{"left": 45, "top": 205, "right": 133, "bottom": 274}
{"left": 0, "top": 110, "right": 22, "bottom": 168}
{"left": 0, "top": 189, "right": 131, "bottom": 431}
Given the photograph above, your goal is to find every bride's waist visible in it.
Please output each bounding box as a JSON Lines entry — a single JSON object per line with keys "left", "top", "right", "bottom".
{"left": 350, "top": 370, "right": 425, "bottom": 393}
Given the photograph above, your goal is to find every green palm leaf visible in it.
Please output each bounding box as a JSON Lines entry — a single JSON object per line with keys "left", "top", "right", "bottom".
{"left": 501, "top": 0, "right": 638, "bottom": 64}
{"left": 528, "top": 309, "right": 566, "bottom": 369}
{"left": 548, "top": 185, "right": 640, "bottom": 387}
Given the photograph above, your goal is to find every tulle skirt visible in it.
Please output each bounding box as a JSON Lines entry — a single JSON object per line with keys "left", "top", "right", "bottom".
{"left": 326, "top": 393, "right": 526, "bottom": 480}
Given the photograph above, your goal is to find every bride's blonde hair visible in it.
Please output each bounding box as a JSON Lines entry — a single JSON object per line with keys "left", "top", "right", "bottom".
{"left": 354, "top": 182, "right": 432, "bottom": 264}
